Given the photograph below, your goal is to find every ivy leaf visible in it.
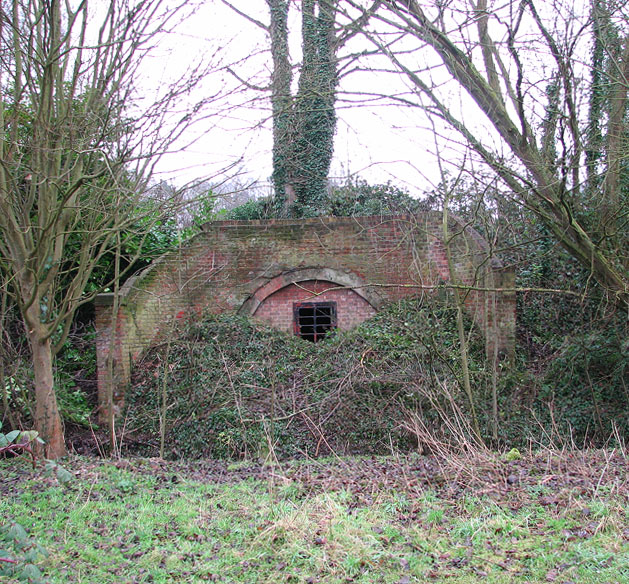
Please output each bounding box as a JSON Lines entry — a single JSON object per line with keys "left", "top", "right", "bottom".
{"left": 4, "top": 430, "right": 20, "bottom": 444}
{"left": 17, "top": 431, "right": 39, "bottom": 444}
{"left": 44, "top": 461, "right": 73, "bottom": 486}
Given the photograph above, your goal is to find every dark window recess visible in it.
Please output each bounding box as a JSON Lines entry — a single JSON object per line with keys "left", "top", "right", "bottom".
{"left": 293, "top": 302, "right": 337, "bottom": 342}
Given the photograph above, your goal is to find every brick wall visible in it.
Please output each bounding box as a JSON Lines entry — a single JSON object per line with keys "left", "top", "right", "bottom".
{"left": 94, "top": 213, "right": 516, "bottom": 418}
{"left": 253, "top": 279, "right": 377, "bottom": 332}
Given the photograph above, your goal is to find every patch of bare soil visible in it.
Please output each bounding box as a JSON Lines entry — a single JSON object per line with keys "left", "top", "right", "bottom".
{"left": 5, "top": 450, "right": 625, "bottom": 511}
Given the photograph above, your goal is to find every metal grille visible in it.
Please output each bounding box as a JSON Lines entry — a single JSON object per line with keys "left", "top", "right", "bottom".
{"left": 293, "top": 302, "right": 337, "bottom": 342}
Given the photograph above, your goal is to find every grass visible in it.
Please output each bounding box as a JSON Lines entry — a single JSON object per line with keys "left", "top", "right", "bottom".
{"left": 1, "top": 453, "right": 628, "bottom": 583}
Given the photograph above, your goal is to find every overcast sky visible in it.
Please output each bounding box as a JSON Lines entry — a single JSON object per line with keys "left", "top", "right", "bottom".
{"left": 143, "top": 1, "right": 449, "bottom": 198}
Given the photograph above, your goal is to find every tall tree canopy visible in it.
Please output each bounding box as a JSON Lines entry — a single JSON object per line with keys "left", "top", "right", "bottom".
{"left": 343, "top": 0, "right": 628, "bottom": 307}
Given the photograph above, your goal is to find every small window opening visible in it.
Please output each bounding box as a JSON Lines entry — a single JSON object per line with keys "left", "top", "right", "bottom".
{"left": 293, "top": 302, "right": 337, "bottom": 342}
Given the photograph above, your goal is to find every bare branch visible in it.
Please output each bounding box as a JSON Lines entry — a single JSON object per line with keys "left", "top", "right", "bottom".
{"left": 221, "top": 0, "right": 269, "bottom": 32}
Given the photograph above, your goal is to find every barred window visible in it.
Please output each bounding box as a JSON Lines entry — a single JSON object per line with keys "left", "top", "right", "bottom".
{"left": 293, "top": 302, "right": 337, "bottom": 342}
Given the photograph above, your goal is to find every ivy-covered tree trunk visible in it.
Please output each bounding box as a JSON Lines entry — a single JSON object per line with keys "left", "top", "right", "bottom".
{"left": 588, "top": 0, "right": 629, "bottom": 228}
{"left": 293, "top": 0, "right": 338, "bottom": 214}
{"left": 267, "top": 0, "right": 296, "bottom": 210}
{"left": 267, "top": 0, "right": 338, "bottom": 216}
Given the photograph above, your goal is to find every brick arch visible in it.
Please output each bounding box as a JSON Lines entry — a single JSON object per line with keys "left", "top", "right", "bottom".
{"left": 239, "top": 267, "right": 383, "bottom": 317}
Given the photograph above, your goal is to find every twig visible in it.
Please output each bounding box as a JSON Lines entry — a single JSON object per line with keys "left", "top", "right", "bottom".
{"left": 0, "top": 441, "right": 36, "bottom": 468}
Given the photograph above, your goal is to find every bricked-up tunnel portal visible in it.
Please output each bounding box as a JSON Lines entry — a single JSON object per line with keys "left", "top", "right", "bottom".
{"left": 239, "top": 269, "right": 380, "bottom": 337}
{"left": 95, "top": 214, "right": 516, "bottom": 419}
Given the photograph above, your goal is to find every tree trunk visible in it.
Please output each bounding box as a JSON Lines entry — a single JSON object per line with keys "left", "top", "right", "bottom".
{"left": 26, "top": 323, "right": 66, "bottom": 459}
{"left": 267, "top": 0, "right": 296, "bottom": 213}
{"left": 293, "top": 0, "right": 338, "bottom": 212}
{"left": 267, "top": 0, "right": 338, "bottom": 216}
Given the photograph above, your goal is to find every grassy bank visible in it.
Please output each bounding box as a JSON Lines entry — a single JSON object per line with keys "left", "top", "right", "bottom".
{"left": 1, "top": 451, "right": 628, "bottom": 583}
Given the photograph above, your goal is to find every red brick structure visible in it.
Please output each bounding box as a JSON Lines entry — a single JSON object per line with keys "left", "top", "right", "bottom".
{"left": 95, "top": 214, "right": 515, "bottom": 417}
{"left": 250, "top": 278, "right": 377, "bottom": 334}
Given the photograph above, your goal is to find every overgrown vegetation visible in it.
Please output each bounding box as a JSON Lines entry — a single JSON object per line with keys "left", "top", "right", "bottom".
{"left": 125, "top": 296, "right": 626, "bottom": 461}
{"left": 498, "top": 209, "right": 629, "bottom": 446}
{"left": 436, "top": 174, "right": 629, "bottom": 449}
{"left": 126, "top": 299, "right": 485, "bottom": 459}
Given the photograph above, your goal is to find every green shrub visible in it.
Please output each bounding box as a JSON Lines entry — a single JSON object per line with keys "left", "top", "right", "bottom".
{"left": 539, "top": 327, "right": 628, "bottom": 443}
{"left": 223, "top": 180, "right": 425, "bottom": 221}
{"left": 328, "top": 179, "right": 426, "bottom": 217}
{"left": 225, "top": 198, "right": 272, "bottom": 220}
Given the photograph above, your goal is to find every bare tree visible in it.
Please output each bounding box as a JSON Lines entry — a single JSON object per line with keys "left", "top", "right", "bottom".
{"left": 0, "top": 0, "right": 214, "bottom": 457}
{"left": 344, "top": 0, "right": 628, "bottom": 307}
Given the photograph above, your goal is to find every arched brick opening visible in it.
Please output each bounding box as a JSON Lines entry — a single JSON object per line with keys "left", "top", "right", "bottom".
{"left": 250, "top": 278, "right": 377, "bottom": 335}
{"left": 94, "top": 214, "right": 516, "bottom": 419}
{"left": 241, "top": 267, "right": 383, "bottom": 313}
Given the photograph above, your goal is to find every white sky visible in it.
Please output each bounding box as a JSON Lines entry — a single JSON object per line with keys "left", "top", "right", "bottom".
{"left": 144, "top": 0, "right": 448, "bottom": 197}
{"left": 142, "top": 0, "right": 594, "bottom": 200}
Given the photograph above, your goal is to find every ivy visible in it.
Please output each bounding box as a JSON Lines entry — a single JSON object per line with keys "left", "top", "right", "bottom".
{"left": 125, "top": 299, "right": 493, "bottom": 460}
{"left": 268, "top": 0, "right": 338, "bottom": 217}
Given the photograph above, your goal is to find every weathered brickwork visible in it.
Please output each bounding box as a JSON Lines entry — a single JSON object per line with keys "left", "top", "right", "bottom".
{"left": 95, "top": 214, "right": 516, "bottom": 418}
{"left": 253, "top": 279, "right": 377, "bottom": 332}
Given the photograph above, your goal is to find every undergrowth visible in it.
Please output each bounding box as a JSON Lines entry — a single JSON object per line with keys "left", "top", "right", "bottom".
{"left": 127, "top": 298, "right": 491, "bottom": 459}
{"left": 124, "top": 296, "right": 626, "bottom": 460}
